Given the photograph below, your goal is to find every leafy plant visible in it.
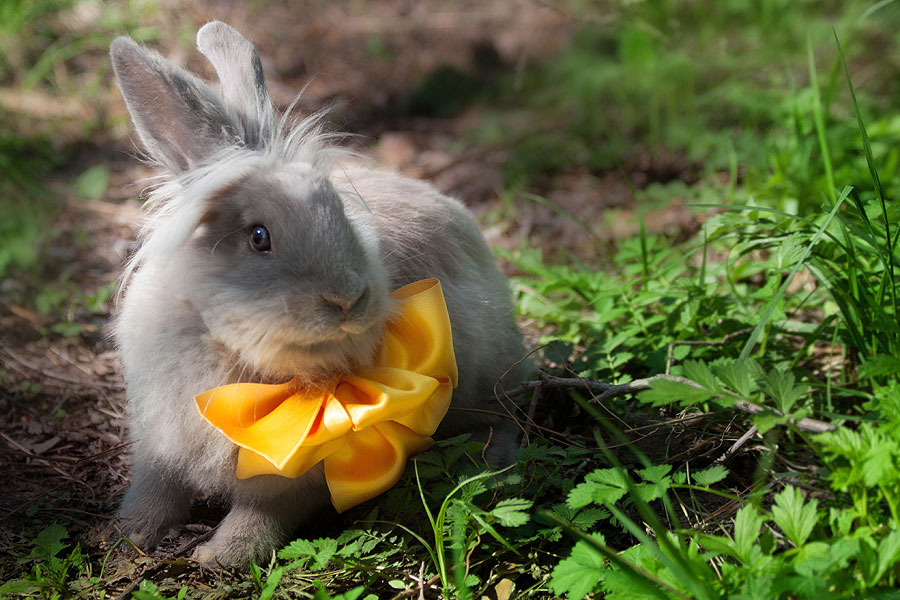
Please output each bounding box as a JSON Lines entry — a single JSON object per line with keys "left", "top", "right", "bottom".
{"left": 1, "top": 524, "right": 86, "bottom": 599}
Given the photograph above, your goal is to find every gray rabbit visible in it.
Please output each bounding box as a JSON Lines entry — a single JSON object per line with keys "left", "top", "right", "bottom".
{"left": 110, "top": 21, "right": 527, "bottom": 566}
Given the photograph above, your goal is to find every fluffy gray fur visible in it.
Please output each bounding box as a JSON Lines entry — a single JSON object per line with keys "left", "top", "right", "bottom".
{"left": 111, "top": 21, "right": 528, "bottom": 567}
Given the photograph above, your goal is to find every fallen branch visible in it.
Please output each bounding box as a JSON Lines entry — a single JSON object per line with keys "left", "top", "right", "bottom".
{"left": 501, "top": 372, "right": 836, "bottom": 434}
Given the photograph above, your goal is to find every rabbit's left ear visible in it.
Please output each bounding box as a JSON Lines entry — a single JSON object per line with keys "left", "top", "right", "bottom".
{"left": 197, "top": 21, "right": 276, "bottom": 149}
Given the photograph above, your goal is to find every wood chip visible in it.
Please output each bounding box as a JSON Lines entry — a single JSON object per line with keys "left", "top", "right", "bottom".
{"left": 30, "top": 436, "right": 61, "bottom": 455}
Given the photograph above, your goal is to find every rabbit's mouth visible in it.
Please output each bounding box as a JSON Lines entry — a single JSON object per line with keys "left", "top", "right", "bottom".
{"left": 250, "top": 320, "right": 386, "bottom": 382}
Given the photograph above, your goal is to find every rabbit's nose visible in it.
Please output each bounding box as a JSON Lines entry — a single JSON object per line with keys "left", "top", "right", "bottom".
{"left": 323, "top": 286, "right": 368, "bottom": 319}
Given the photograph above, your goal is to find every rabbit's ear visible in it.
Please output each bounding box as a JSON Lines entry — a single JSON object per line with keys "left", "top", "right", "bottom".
{"left": 110, "top": 36, "right": 236, "bottom": 173}
{"left": 196, "top": 21, "right": 275, "bottom": 149}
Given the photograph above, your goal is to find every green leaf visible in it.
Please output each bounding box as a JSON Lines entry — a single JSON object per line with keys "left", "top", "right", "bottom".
{"left": 738, "top": 191, "right": 848, "bottom": 360}
{"left": 601, "top": 569, "right": 677, "bottom": 599}
{"left": 750, "top": 410, "right": 784, "bottom": 434}
{"left": 634, "top": 465, "right": 672, "bottom": 503}
{"left": 682, "top": 360, "right": 719, "bottom": 391}
{"left": 258, "top": 565, "right": 284, "bottom": 600}
{"left": 761, "top": 368, "right": 807, "bottom": 414}
{"left": 278, "top": 538, "right": 316, "bottom": 561}
{"left": 638, "top": 378, "right": 714, "bottom": 408}
{"left": 829, "top": 507, "right": 856, "bottom": 537}
{"left": 733, "top": 505, "right": 764, "bottom": 563}
{"left": 692, "top": 465, "right": 728, "bottom": 487}
{"left": 792, "top": 541, "right": 831, "bottom": 576}
{"left": 132, "top": 581, "right": 169, "bottom": 600}
{"left": 572, "top": 507, "right": 611, "bottom": 529}
{"left": 28, "top": 523, "right": 68, "bottom": 564}
{"left": 567, "top": 469, "right": 630, "bottom": 509}
{"left": 713, "top": 359, "right": 754, "bottom": 398}
{"left": 0, "top": 580, "right": 37, "bottom": 595}
{"left": 694, "top": 533, "right": 737, "bottom": 558}
{"left": 490, "top": 497, "right": 533, "bottom": 527}
{"left": 771, "top": 486, "right": 819, "bottom": 546}
{"left": 74, "top": 164, "right": 110, "bottom": 200}
{"left": 278, "top": 537, "right": 337, "bottom": 570}
{"left": 637, "top": 464, "right": 672, "bottom": 483}
{"left": 874, "top": 529, "right": 900, "bottom": 584}
{"left": 549, "top": 533, "right": 607, "bottom": 600}
{"left": 310, "top": 538, "right": 338, "bottom": 570}
{"left": 249, "top": 562, "right": 263, "bottom": 587}
{"left": 325, "top": 585, "right": 377, "bottom": 600}
{"left": 859, "top": 354, "right": 900, "bottom": 380}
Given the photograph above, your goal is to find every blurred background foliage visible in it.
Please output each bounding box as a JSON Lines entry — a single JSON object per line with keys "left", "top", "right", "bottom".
{"left": 1, "top": 0, "right": 898, "bottom": 333}
{"left": 2, "top": 0, "right": 899, "bottom": 271}
{"left": 0, "top": 0, "right": 894, "bottom": 353}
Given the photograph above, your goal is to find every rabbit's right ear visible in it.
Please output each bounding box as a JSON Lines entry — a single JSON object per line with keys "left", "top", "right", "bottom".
{"left": 110, "top": 36, "right": 236, "bottom": 173}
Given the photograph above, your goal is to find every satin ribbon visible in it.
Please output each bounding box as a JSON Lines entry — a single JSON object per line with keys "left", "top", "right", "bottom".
{"left": 194, "top": 279, "right": 457, "bottom": 513}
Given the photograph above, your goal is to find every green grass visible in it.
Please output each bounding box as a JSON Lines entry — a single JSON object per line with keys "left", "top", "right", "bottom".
{"left": 5, "top": 0, "right": 900, "bottom": 598}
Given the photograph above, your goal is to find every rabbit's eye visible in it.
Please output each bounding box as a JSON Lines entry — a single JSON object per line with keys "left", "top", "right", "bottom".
{"left": 249, "top": 225, "right": 271, "bottom": 253}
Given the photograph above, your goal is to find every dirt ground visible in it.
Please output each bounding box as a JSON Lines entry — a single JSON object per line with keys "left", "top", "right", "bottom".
{"left": 0, "top": 0, "right": 704, "bottom": 590}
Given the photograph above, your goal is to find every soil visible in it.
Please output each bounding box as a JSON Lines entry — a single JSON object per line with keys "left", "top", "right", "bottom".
{"left": 0, "top": 1, "right": 706, "bottom": 591}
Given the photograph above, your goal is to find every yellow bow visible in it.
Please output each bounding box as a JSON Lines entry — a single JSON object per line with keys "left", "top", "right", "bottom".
{"left": 194, "top": 279, "right": 458, "bottom": 513}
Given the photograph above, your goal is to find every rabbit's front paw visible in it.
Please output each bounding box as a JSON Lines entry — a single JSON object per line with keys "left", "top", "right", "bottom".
{"left": 118, "top": 467, "right": 191, "bottom": 552}
{"left": 117, "top": 504, "right": 184, "bottom": 552}
{"left": 192, "top": 503, "right": 286, "bottom": 567}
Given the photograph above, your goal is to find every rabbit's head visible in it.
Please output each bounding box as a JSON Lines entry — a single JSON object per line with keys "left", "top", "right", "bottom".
{"left": 111, "top": 23, "right": 391, "bottom": 381}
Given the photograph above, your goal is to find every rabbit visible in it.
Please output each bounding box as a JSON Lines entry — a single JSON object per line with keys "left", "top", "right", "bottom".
{"left": 109, "top": 21, "right": 529, "bottom": 567}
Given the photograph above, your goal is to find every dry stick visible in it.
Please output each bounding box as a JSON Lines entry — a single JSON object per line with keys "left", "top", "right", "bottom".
{"left": 0, "top": 346, "right": 123, "bottom": 391}
{"left": 417, "top": 561, "right": 426, "bottom": 600}
{"left": 0, "top": 438, "right": 132, "bottom": 468}
{"left": 1, "top": 432, "right": 131, "bottom": 513}
{"left": 520, "top": 381, "right": 542, "bottom": 448}
{"left": 171, "top": 528, "right": 216, "bottom": 558}
{"left": 70, "top": 440, "right": 133, "bottom": 467}
{"left": 713, "top": 425, "right": 760, "bottom": 465}
{"left": 500, "top": 372, "right": 836, "bottom": 433}
{"left": 4, "top": 481, "right": 70, "bottom": 515}
{"left": 388, "top": 572, "right": 442, "bottom": 600}
{"left": 492, "top": 346, "right": 551, "bottom": 439}
{"left": 450, "top": 406, "right": 592, "bottom": 447}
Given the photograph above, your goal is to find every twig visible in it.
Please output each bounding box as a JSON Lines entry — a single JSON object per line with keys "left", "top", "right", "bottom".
{"left": 0, "top": 346, "right": 123, "bottom": 391}
{"left": 520, "top": 381, "right": 541, "bottom": 448}
{"left": 171, "top": 528, "right": 216, "bottom": 557}
{"left": 3, "top": 481, "right": 70, "bottom": 515}
{"left": 71, "top": 441, "right": 133, "bottom": 467}
{"left": 500, "top": 373, "right": 836, "bottom": 433}
{"left": 449, "top": 406, "right": 592, "bottom": 448}
{"left": 388, "top": 571, "right": 441, "bottom": 600}
{"left": 713, "top": 425, "right": 760, "bottom": 465}
{"left": 492, "top": 347, "right": 546, "bottom": 439}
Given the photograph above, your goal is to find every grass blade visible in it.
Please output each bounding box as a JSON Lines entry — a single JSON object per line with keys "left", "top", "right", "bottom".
{"left": 739, "top": 187, "right": 851, "bottom": 361}
{"left": 570, "top": 395, "right": 719, "bottom": 600}
{"left": 834, "top": 29, "right": 898, "bottom": 330}
{"left": 807, "top": 36, "right": 837, "bottom": 205}
{"left": 543, "top": 511, "right": 688, "bottom": 600}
